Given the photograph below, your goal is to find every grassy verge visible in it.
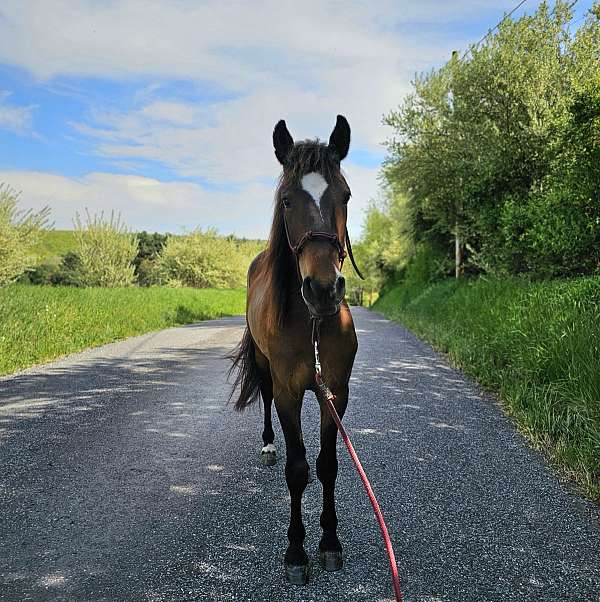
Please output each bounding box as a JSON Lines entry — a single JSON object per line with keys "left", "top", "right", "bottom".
{"left": 0, "top": 285, "right": 245, "bottom": 376}
{"left": 374, "top": 276, "right": 600, "bottom": 502}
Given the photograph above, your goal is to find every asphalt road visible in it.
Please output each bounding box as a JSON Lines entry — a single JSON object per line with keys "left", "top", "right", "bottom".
{"left": 1, "top": 308, "right": 599, "bottom": 602}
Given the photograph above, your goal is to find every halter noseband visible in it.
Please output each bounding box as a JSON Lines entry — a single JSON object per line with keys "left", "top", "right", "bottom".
{"left": 283, "top": 213, "right": 364, "bottom": 282}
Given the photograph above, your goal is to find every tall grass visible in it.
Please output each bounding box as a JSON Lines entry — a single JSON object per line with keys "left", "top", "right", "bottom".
{"left": 374, "top": 277, "right": 600, "bottom": 501}
{"left": 0, "top": 285, "right": 245, "bottom": 376}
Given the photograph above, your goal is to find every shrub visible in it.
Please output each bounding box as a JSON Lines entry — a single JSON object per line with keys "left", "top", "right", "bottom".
{"left": 498, "top": 189, "right": 600, "bottom": 277}
{"left": 134, "top": 231, "right": 168, "bottom": 286}
{"left": 51, "top": 252, "right": 85, "bottom": 287}
{"left": 403, "top": 243, "right": 451, "bottom": 287}
{"left": 22, "top": 263, "right": 56, "bottom": 285}
{"left": 153, "top": 229, "right": 247, "bottom": 288}
{"left": 0, "top": 184, "right": 50, "bottom": 286}
{"left": 74, "top": 211, "right": 138, "bottom": 287}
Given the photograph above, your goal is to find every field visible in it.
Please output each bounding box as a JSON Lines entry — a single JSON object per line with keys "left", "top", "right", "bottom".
{"left": 0, "top": 285, "right": 245, "bottom": 376}
{"left": 31, "top": 229, "right": 77, "bottom": 265}
{"left": 374, "top": 276, "right": 600, "bottom": 501}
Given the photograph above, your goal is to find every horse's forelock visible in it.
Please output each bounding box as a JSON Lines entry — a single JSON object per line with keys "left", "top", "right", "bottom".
{"left": 281, "top": 140, "right": 340, "bottom": 187}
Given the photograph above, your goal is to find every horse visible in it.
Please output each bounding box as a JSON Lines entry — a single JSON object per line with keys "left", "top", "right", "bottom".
{"left": 229, "top": 115, "right": 362, "bottom": 585}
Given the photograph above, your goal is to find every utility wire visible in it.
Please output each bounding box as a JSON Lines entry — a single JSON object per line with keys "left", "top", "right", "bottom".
{"left": 458, "top": 0, "right": 582, "bottom": 63}
{"left": 459, "top": 0, "right": 529, "bottom": 62}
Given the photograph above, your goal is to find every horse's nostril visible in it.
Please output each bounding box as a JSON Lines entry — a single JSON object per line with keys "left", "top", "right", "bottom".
{"left": 302, "top": 276, "right": 343, "bottom": 310}
{"left": 302, "top": 277, "right": 315, "bottom": 303}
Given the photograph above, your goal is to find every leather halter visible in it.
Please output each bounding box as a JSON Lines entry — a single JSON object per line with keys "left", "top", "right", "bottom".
{"left": 283, "top": 212, "right": 364, "bottom": 282}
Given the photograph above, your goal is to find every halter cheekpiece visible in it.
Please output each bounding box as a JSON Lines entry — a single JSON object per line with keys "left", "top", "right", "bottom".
{"left": 283, "top": 210, "right": 364, "bottom": 282}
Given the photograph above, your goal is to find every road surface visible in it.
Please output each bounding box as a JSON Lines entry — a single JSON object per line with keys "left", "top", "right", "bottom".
{"left": 1, "top": 308, "right": 599, "bottom": 601}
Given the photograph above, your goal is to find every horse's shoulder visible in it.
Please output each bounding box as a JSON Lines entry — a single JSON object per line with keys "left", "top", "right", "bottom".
{"left": 247, "top": 251, "right": 266, "bottom": 282}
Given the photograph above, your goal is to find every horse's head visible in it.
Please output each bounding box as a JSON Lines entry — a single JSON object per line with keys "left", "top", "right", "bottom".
{"left": 273, "top": 115, "right": 352, "bottom": 318}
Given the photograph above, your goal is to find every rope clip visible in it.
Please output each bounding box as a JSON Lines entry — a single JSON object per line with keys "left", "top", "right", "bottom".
{"left": 314, "top": 340, "right": 322, "bottom": 377}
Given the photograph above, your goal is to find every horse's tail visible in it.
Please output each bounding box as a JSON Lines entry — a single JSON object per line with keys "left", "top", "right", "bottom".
{"left": 228, "top": 326, "right": 262, "bottom": 411}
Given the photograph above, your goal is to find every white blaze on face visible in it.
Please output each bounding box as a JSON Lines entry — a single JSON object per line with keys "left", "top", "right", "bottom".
{"left": 301, "top": 172, "right": 328, "bottom": 222}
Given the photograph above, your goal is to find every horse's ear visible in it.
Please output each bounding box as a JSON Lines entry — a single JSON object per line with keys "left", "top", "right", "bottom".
{"left": 273, "top": 119, "right": 294, "bottom": 166}
{"left": 328, "top": 115, "right": 350, "bottom": 161}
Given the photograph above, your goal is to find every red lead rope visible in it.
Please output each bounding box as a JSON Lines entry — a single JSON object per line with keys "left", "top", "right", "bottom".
{"left": 314, "top": 356, "right": 404, "bottom": 602}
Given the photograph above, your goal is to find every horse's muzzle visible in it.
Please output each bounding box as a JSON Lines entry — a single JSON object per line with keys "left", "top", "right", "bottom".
{"left": 301, "top": 275, "right": 345, "bottom": 318}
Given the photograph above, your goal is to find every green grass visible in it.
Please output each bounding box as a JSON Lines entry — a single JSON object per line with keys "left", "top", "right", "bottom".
{"left": 31, "top": 229, "right": 77, "bottom": 265}
{"left": 0, "top": 285, "right": 245, "bottom": 376}
{"left": 374, "top": 276, "right": 600, "bottom": 501}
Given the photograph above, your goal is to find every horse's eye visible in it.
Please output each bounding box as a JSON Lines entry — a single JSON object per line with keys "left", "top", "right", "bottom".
{"left": 282, "top": 195, "right": 291, "bottom": 209}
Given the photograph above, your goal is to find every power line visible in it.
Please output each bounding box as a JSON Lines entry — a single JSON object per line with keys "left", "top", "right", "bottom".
{"left": 458, "top": 0, "right": 582, "bottom": 63}
{"left": 459, "top": 0, "right": 529, "bottom": 62}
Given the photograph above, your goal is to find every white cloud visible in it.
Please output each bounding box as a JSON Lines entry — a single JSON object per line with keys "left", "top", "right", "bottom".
{"left": 0, "top": 0, "right": 516, "bottom": 160}
{"left": 0, "top": 91, "right": 34, "bottom": 135}
{"left": 0, "top": 170, "right": 275, "bottom": 238}
{"left": 0, "top": 1, "right": 519, "bottom": 237}
{"left": 0, "top": 167, "right": 373, "bottom": 239}
{"left": 0, "top": 1, "right": 511, "bottom": 84}
{"left": 343, "top": 163, "right": 383, "bottom": 236}
{"left": 73, "top": 90, "right": 388, "bottom": 183}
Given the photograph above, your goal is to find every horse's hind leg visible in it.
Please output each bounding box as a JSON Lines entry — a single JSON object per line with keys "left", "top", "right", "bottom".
{"left": 253, "top": 346, "right": 276, "bottom": 466}
{"left": 317, "top": 384, "right": 348, "bottom": 571}
{"left": 275, "top": 391, "right": 310, "bottom": 585}
{"left": 260, "top": 379, "right": 276, "bottom": 466}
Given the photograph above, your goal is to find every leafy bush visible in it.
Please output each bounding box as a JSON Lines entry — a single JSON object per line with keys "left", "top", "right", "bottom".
{"left": 134, "top": 231, "right": 168, "bottom": 286}
{"left": 0, "top": 184, "right": 50, "bottom": 286}
{"left": 153, "top": 229, "right": 249, "bottom": 288}
{"left": 20, "top": 263, "right": 56, "bottom": 285}
{"left": 402, "top": 243, "right": 451, "bottom": 287}
{"left": 74, "top": 211, "right": 138, "bottom": 287}
{"left": 496, "top": 188, "right": 600, "bottom": 277}
{"left": 51, "top": 252, "right": 85, "bottom": 287}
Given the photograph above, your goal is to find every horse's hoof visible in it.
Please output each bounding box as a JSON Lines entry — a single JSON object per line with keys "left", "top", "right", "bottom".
{"left": 261, "top": 451, "right": 277, "bottom": 466}
{"left": 319, "top": 550, "right": 343, "bottom": 572}
{"left": 260, "top": 443, "right": 276, "bottom": 466}
{"left": 285, "top": 563, "right": 309, "bottom": 585}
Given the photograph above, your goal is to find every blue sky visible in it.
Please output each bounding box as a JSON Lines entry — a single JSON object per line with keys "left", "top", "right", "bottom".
{"left": 0, "top": 1, "right": 594, "bottom": 238}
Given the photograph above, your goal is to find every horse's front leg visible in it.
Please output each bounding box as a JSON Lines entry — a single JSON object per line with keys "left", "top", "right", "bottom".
{"left": 274, "top": 391, "right": 310, "bottom": 585}
{"left": 316, "top": 384, "right": 348, "bottom": 571}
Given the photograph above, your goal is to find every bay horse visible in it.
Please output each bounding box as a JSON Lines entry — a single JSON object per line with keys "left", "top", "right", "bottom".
{"left": 230, "top": 115, "right": 361, "bottom": 585}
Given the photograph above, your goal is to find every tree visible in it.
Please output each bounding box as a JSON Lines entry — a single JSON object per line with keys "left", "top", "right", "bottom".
{"left": 134, "top": 231, "right": 168, "bottom": 286}
{"left": 381, "top": 1, "right": 600, "bottom": 280}
{"left": 74, "top": 210, "right": 138, "bottom": 287}
{"left": 153, "top": 229, "right": 247, "bottom": 288}
{"left": 0, "top": 184, "right": 49, "bottom": 286}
